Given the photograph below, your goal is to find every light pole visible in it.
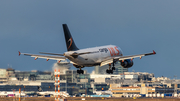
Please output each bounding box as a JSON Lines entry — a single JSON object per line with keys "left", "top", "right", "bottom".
{"left": 11, "top": 89, "right": 16, "bottom": 101}
{"left": 66, "top": 75, "right": 67, "bottom": 93}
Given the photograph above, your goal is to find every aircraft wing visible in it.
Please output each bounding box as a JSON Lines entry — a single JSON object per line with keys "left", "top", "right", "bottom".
{"left": 19, "top": 51, "right": 66, "bottom": 62}
{"left": 39, "top": 52, "right": 64, "bottom": 56}
{"left": 100, "top": 50, "right": 156, "bottom": 66}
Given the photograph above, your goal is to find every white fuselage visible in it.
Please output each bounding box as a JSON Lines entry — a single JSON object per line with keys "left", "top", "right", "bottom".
{"left": 64, "top": 45, "right": 123, "bottom": 67}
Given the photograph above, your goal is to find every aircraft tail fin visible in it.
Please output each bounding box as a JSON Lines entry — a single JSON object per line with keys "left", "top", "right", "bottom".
{"left": 62, "top": 24, "right": 79, "bottom": 51}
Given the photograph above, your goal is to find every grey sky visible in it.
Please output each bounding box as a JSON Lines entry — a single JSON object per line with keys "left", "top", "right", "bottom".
{"left": 0, "top": 1, "right": 180, "bottom": 78}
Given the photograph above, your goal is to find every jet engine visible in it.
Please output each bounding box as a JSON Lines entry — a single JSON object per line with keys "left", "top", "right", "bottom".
{"left": 120, "top": 59, "right": 133, "bottom": 68}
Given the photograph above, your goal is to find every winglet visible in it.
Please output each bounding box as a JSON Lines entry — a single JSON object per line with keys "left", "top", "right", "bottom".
{"left": 18, "top": 51, "right": 21, "bottom": 56}
{"left": 153, "top": 50, "right": 156, "bottom": 54}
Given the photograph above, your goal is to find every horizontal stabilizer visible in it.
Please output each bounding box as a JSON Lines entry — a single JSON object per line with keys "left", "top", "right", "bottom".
{"left": 70, "top": 52, "right": 93, "bottom": 58}
{"left": 18, "top": 51, "right": 66, "bottom": 61}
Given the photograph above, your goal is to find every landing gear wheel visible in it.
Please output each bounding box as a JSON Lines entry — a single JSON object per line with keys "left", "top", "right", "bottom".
{"left": 81, "top": 70, "right": 84, "bottom": 74}
{"left": 77, "top": 70, "right": 80, "bottom": 74}
{"left": 77, "top": 70, "right": 84, "bottom": 74}
{"left": 110, "top": 70, "right": 113, "bottom": 74}
{"left": 106, "top": 69, "right": 109, "bottom": 74}
{"left": 112, "top": 67, "right": 115, "bottom": 70}
{"left": 106, "top": 69, "right": 113, "bottom": 74}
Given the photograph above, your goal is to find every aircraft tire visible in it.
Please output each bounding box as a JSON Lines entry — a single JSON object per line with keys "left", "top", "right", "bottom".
{"left": 110, "top": 70, "right": 113, "bottom": 74}
{"left": 106, "top": 69, "right": 109, "bottom": 74}
{"left": 77, "top": 70, "right": 79, "bottom": 74}
{"left": 81, "top": 70, "right": 84, "bottom": 74}
{"left": 112, "top": 67, "right": 115, "bottom": 70}
{"left": 77, "top": 70, "right": 84, "bottom": 74}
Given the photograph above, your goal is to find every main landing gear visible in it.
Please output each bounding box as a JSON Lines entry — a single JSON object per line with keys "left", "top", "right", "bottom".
{"left": 106, "top": 63, "right": 116, "bottom": 74}
{"left": 73, "top": 64, "right": 84, "bottom": 74}
{"left": 77, "top": 69, "right": 84, "bottom": 74}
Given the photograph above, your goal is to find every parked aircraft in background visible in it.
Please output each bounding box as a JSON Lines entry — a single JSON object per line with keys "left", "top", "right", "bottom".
{"left": 19, "top": 24, "right": 156, "bottom": 74}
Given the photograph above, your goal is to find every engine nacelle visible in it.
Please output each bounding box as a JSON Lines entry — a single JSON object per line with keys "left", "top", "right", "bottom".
{"left": 120, "top": 59, "right": 133, "bottom": 68}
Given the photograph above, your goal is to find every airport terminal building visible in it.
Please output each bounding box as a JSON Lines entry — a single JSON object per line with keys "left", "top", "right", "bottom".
{"left": 0, "top": 67, "right": 179, "bottom": 97}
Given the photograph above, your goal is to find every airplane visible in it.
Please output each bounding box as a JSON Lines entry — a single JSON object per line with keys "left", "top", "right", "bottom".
{"left": 19, "top": 24, "right": 156, "bottom": 74}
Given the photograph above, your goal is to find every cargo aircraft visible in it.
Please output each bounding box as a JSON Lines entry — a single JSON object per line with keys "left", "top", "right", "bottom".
{"left": 19, "top": 24, "right": 156, "bottom": 74}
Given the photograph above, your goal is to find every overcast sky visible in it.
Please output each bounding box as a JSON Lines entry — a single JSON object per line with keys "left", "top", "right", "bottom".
{"left": 0, "top": 0, "right": 180, "bottom": 78}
